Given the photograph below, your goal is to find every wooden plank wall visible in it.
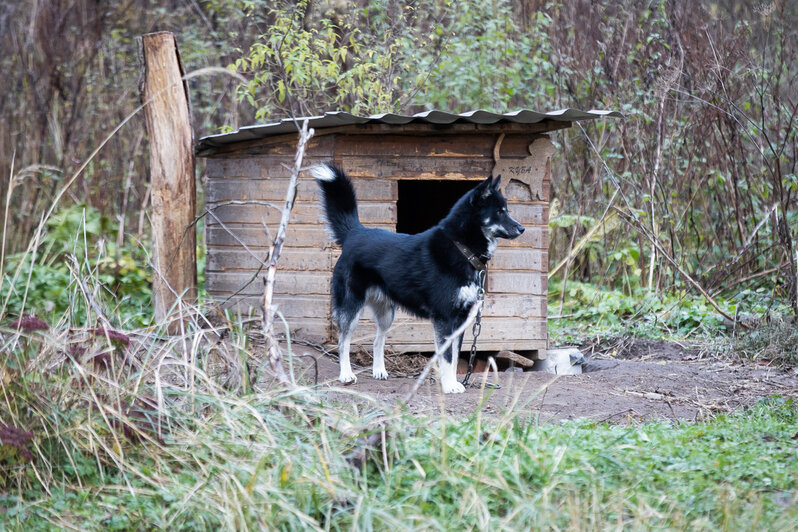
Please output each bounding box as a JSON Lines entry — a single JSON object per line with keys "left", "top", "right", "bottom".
{"left": 204, "top": 128, "right": 549, "bottom": 352}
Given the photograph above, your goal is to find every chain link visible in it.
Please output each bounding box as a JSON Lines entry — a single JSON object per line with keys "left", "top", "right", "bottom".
{"left": 462, "top": 269, "right": 488, "bottom": 387}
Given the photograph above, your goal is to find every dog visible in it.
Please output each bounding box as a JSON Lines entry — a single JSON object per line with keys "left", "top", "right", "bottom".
{"left": 311, "top": 163, "right": 525, "bottom": 393}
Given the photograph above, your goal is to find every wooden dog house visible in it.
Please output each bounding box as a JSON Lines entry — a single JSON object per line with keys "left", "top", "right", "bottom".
{"left": 196, "top": 109, "right": 619, "bottom": 357}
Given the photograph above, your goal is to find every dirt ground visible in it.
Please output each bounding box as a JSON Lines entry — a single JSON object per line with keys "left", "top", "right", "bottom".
{"left": 285, "top": 338, "right": 798, "bottom": 422}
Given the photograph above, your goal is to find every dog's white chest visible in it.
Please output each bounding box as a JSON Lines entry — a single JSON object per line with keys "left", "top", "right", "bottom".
{"left": 457, "top": 283, "right": 479, "bottom": 306}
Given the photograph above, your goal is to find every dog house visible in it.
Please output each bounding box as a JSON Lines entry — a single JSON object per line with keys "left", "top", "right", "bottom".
{"left": 196, "top": 109, "right": 619, "bottom": 358}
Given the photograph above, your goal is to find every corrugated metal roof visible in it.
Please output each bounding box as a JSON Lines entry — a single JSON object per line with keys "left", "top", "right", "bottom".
{"left": 196, "top": 108, "right": 622, "bottom": 153}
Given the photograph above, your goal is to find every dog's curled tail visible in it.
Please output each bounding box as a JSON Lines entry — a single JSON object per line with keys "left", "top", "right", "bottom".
{"left": 311, "top": 163, "right": 361, "bottom": 245}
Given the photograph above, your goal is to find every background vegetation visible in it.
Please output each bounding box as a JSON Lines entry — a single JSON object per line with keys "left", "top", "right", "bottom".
{"left": 1, "top": 0, "right": 797, "bottom": 528}
{"left": 2, "top": 0, "right": 796, "bottom": 331}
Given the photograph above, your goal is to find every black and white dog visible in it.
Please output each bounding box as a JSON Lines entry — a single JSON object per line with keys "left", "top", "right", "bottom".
{"left": 312, "top": 164, "right": 524, "bottom": 393}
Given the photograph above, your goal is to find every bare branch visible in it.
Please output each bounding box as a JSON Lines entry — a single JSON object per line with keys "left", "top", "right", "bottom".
{"left": 262, "top": 120, "right": 315, "bottom": 386}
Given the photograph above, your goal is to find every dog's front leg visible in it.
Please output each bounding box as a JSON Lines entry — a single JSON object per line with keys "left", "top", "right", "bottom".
{"left": 440, "top": 334, "right": 465, "bottom": 394}
{"left": 434, "top": 323, "right": 466, "bottom": 394}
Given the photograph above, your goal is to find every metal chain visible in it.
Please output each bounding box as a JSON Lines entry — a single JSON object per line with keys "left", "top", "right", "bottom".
{"left": 462, "top": 269, "right": 491, "bottom": 387}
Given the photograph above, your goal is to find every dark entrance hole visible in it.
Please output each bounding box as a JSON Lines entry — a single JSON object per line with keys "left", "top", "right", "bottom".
{"left": 396, "top": 180, "right": 477, "bottom": 235}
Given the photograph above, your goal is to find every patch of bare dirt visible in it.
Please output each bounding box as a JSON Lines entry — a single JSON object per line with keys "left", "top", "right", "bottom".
{"left": 284, "top": 338, "right": 798, "bottom": 423}
{"left": 594, "top": 338, "right": 703, "bottom": 362}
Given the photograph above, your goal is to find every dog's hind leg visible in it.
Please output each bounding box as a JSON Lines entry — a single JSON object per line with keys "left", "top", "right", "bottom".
{"left": 335, "top": 308, "right": 362, "bottom": 384}
{"left": 432, "top": 321, "right": 466, "bottom": 394}
{"left": 366, "top": 287, "right": 394, "bottom": 380}
{"left": 331, "top": 262, "right": 365, "bottom": 384}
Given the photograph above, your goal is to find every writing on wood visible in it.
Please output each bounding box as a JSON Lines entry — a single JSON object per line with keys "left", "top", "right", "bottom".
{"left": 492, "top": 135, "right": 554, "bottom": 202}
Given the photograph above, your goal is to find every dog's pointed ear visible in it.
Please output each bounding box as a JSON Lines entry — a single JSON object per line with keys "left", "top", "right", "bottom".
{"left": 491, "top": 174, "right": 502, "bottom": 191}
{"left": 475, "top": 175, "right": 495, "bottom": 199}
{"left": 472, "top": 175, "right": 491, "bottom": 199}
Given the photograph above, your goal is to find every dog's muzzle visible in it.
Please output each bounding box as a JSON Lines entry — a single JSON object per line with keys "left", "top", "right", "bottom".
{"left": 500, "top": 219, "right": 525, "bottom": 239}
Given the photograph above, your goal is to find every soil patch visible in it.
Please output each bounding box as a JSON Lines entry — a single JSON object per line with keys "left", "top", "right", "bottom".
{"left": 280, "top": 338, "right": 797, "bottom": 423}
{"left": 596, "top": 337, "right": 703, "bottom": 362}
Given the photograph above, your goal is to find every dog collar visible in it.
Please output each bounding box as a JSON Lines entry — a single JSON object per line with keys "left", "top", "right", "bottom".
{"left": 452, "top": 240, "right": 488, "bottom": 272}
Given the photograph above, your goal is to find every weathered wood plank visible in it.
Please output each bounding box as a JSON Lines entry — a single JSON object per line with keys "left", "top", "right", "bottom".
{"left": 207, "top": 224, "right": 394, "bottom": 248}
{"left": 208, "top": 294, "right": 331, "bottom": 319}
{"left": 205, "top": 156, "right": 288, "bottom": 179}
{"left": 463, "top": 317, "right": 548, "bottom": 341}
{"left": 343, "top": 156, "right": 496, "bottom": 180}
{"left": 504, "top": 203, "right": 548, "bottom": 225}
{"left": 267, "top": 317, "right": 330, "bottom": 344}
{"left": 206, "top": 201, "right": 396, "bottom": 226}
{"left": 210, "top": 291, "right": 545, "bottom": 320}
{"left": 202, "top": 135, "right": 336, "bottom": 159}
{"left": 351, "top": 317, "right": 547, "bottom": 345}
{"left": 205, "top": 154, "right": 340, "bottom": 180}
{"left": 325, "top": 248, "right": 549, "bottom": 271}
{"left": 207, "top": 271, "right": 332, "bottom": 296}
{"left": 504, "top": 177, "right": 551, "bottom": 202}
{"left": 487, "top": 271, "right": 547, "bottom": 295}
{"left": 206, "top": 177, "right": 397, "bottom": 202}
{"left": 207, "top": 175, "right": 544, "bottom": 209}
{"left": 327, "top": 243, "right": 548, "bottom": 270}
{"left": 375, "top": 339, "right": 549, "bottom": 354}
{"left": 205, "top": 157, "right": 273, "bottom": 179}
{"left": 207, "top": 296, "right": 548, "bottom": 352}
{"left": 270, "top": 296, "right": 331, "bottom": 319}
{"left": 496, "top": 226, "right": 548, "bottom": 249}
{"left": 489, "top": 249, "right": 547, "bottom": 271}
{"left": 206, "top": 248, "right": 331, "bottom": 272}
{"left": 483, "top": 294, "right": 546, "bottom": 318}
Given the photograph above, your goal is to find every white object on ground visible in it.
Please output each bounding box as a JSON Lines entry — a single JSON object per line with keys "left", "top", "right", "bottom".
{"left": 533, "top": 347, "right": 585, "bottom": 375}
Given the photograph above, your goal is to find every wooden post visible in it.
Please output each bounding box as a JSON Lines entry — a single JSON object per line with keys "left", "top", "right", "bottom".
{"left": 140, "top": 32, "right": 197, "bottom": 328}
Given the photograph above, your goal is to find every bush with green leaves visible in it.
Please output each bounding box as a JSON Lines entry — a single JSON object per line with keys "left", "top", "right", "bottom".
{"left": 231, "top": 0, "right": 557, "bottom": 120}
{"left": 548, "top": 280, "right": 738, "bottom": 342}
{"left": 402, "top": 1, "right": 556, "bottom": 112}
{"left": 232, "top": 0, "right": 409, "bottom": 120}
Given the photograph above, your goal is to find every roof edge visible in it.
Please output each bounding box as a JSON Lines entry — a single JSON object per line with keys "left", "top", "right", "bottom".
{"left": 197, "top": 108, "right": 622, "bottom": 154}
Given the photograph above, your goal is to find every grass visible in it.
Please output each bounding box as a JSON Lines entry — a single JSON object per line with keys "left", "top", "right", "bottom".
{"left": 1, "top": 312, "right": 796, "bottom": 530}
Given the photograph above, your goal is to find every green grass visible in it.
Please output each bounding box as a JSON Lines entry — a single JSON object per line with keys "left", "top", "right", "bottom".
{"left": 548, "top": 280, "right": 798, "bottom": 371}
{"left": 2, "top": 354, "right": 796, "bottom": 531}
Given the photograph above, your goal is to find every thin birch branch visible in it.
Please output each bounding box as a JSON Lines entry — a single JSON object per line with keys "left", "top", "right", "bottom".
{"left": 263, "top": 120, "right": 314, "bottom": 386}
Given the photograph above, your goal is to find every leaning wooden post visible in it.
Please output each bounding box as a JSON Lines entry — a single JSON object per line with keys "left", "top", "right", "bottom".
{"left": 140, "top": 31, "right": 197, "bottom": 330}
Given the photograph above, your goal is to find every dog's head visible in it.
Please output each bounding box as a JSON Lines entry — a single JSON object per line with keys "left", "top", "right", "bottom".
{"left": 471, "top": 175, "right": 525, "bottom": 240}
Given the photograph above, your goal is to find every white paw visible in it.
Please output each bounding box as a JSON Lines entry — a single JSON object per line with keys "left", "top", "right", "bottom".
{"left": 339, "top": 370, "right": 357, "bottom": 384}
{"left": 441, "top": 379, "right": 466, "bottom": 394}
{"left": 373, "top": 367, "right": 388, "bottom": 380}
